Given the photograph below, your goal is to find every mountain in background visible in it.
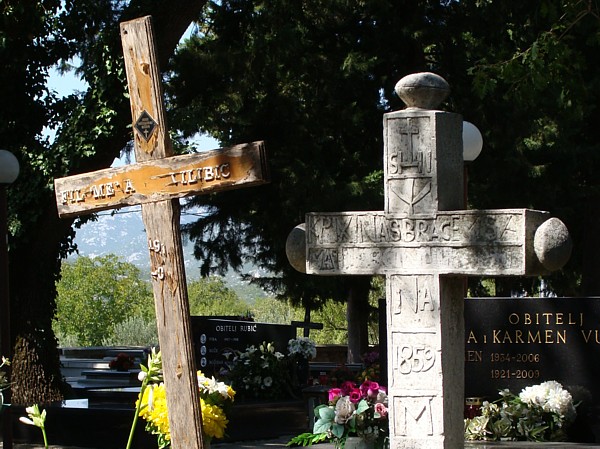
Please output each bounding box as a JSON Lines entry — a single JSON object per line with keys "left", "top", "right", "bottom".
{"left": 70, "top": 206, "right": 270, "bottom": 301}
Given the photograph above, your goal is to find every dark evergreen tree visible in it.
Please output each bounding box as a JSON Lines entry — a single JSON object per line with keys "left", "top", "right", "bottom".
{"left": 168, "top": 0, "right": 434, "bottom": 360}
{"left": 1, "top": 0, "right": 206, "bottom": 404}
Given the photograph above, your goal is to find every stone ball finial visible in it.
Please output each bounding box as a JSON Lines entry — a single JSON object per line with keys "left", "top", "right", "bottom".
{"left": 534, "top": 217, "right": 573, "bottom": 271}
{"left": 286, "top": 223, "right": 307, "bottom": 273}
{"left": 395, "top": 72, "right": 450, "bottom": 110}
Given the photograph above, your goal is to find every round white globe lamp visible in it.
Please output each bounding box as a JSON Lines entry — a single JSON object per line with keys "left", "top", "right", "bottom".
{"left": 463, "top": 121, "right": 483, "bottom": 162}
{"left": 0, "top": 150, "right": 20, "bottom": 184}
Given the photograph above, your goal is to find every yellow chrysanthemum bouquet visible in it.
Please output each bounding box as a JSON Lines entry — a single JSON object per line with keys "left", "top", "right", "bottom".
{"left": 129, "top": 349, "right": 235, "bottom": 449}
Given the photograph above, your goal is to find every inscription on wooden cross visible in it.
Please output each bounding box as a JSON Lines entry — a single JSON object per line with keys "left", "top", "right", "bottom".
{"left": 286, "top": 73, "right": 571, "bottom": 449}
{"left": 54, "top": 16, "right": 268, "bottom": 449}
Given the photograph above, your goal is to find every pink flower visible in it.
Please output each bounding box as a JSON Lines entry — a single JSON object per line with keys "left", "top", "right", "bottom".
{"left": 374, "top": 402, "right": 388, "bottom": 418}
{"left": 328, "top": 388, "right": 342, "bottom": 402}
{"left": 359, "top": 380, "right": 373, "bottom": 396}
{"left": 367, "top": 381, "right": 380, "bottom": 398}
{"left": 359, "top": 380, "right": 383, "bottom": 398}
{"left": 349, "top": 388, "right": 362, "bottom": 403}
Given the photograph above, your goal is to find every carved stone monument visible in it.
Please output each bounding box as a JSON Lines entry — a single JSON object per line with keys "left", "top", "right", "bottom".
{"left": 286, "top": 72, "right": 572, "bottom": 448}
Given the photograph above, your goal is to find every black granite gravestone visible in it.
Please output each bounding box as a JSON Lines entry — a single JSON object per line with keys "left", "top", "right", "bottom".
{"left": 191, "top": 316, "right": 296, "bottom": 376}
{"left": 465, "top": 297, "right": 600, "bottom": 404}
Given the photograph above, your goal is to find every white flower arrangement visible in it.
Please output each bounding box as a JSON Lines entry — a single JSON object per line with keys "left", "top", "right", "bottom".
{"left": 288, "top": 337, "right": 317, "bottom": 360}
{"left": 518, "top": 380, "right": 575, "bottom": 419}
{"left": 465, "top": 380, "right": 577, "bottom": 442}
{"left": 222, "top": 341, "right": 292, "bottom": 400}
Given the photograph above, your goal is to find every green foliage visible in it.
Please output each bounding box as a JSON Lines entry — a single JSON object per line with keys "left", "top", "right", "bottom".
{"left": 168, "top": 1, "right": 600, "bottom": 299}
{"left": 251, "top": 297, "right": 302, "bottom": 325}
{"left": 309, "top": 301, "right": 349, "bottom": 345}
{"left": 446, "top": 0, "right": 600, "bottom": 294}
{"left": 286, "top": 432, "right": 328, "bottom": 447}
{"left": 102, "top": 316, "right": 159, "bottom": 347}
{"left": 3, "top": 0, "right": 206, "bottom": 404}
{"left": 188, "top": 276, "right": 251, "bottom": 317}
{"left": 54, "top": 255, "right": 154, "bottom": 346}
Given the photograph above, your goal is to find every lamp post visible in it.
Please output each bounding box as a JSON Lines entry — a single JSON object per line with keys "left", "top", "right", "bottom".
{"left": 0, "top": 149, "right": 19, "bottom": 449}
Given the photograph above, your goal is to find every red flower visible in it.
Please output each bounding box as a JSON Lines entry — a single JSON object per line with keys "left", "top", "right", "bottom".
{"left": 349, "top": 388, "right": 362, "bottom": 403}
{"left": 340, "top": 380, "right": 355, "bottom": 396}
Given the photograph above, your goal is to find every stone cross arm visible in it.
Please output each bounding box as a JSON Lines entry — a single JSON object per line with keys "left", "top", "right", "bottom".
{"left": 288, "top": 209, "right": 571, "bottom": 277}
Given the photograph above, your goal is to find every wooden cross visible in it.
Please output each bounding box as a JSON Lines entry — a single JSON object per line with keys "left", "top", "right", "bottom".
{"left": 54, "top": 16, "right": 268, "bottom": 449}
{"left": 287, "top": 73, "right": 571, "bottom": 449}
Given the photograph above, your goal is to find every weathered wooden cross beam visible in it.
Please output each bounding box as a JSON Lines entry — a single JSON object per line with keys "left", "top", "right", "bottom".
{"left": 287, "top": 73, "right": 571, "bottom": 449}
{"left": 54, "top": 16, "right": 268, "bottom": 449}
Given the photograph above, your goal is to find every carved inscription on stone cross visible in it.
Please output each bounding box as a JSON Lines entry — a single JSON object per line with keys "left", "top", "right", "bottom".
{"left": 389, "top": 275, "right": 438, "bottom": 328}
{"left": 306, "top": 210, "right": 548, "bottom": 276}
{"left": 386, "top": 116, "right": 433, "bottom": 214}
{"left": 393, "top": 395, "right": 435, "bottom": 437}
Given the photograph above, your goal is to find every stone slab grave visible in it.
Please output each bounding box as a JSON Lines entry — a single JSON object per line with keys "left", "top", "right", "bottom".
{"left": 53, "top": 16, "right": 268, "bottom": 449}
{"left": 286, "top": 72, "right": 573, "bottom": 449}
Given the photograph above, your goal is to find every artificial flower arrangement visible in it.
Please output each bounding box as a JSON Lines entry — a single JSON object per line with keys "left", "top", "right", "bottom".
{"left": 464, "top": 380, "right": 577, "bottom": 442}
{"left": 130, "top": 348, "right": 236, "bottom": 449}
{"left": 289, "top": 379, "right": 389, "bottom": 449}
{"left": 288, "top": 337, "right": 317, "bottom": 360}
{"left": 358, "top": 351, "right": 381, "bottom": 384}
{"left": 109, "top": 352, "right": 135, "bottom": 371}
{"left": 222, "top": 341, "right": 296, "bottom": 400}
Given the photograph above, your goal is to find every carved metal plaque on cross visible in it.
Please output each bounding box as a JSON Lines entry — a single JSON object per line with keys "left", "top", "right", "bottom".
{"left": 286, "top": 73, "right": 571, "bottom": 449}
{"left": 54, "top": 16, "right": 268, "bottom": 449}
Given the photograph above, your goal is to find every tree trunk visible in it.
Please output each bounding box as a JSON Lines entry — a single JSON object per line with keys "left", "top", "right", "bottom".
{"left": 346, "top": 276, "right": 371, "bottom": 364}
{"left": 10, "top": 200, "right": 72, "bottom": 404}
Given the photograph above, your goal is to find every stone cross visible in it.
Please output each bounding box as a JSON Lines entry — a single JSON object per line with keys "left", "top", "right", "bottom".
{"left": 286, "top": 72, "right": 571, "bottom": 449}
{"left": 54, "top": 16, "right": 268, "bottom": 449}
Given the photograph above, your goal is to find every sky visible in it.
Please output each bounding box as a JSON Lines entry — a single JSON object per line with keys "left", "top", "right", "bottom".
{"left": 46, "top": 58, "right": 219, "bottom": 165}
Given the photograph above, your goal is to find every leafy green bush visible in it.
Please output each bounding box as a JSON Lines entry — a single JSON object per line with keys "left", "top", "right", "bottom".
{"left": 54, "top": 255, "right": 155, "bottom": 346}
{"left": 188, "top": 276, "right": 251, "bottom": 317}
{"left": 103, "top": 316, "right": 159, "bottom": 347}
